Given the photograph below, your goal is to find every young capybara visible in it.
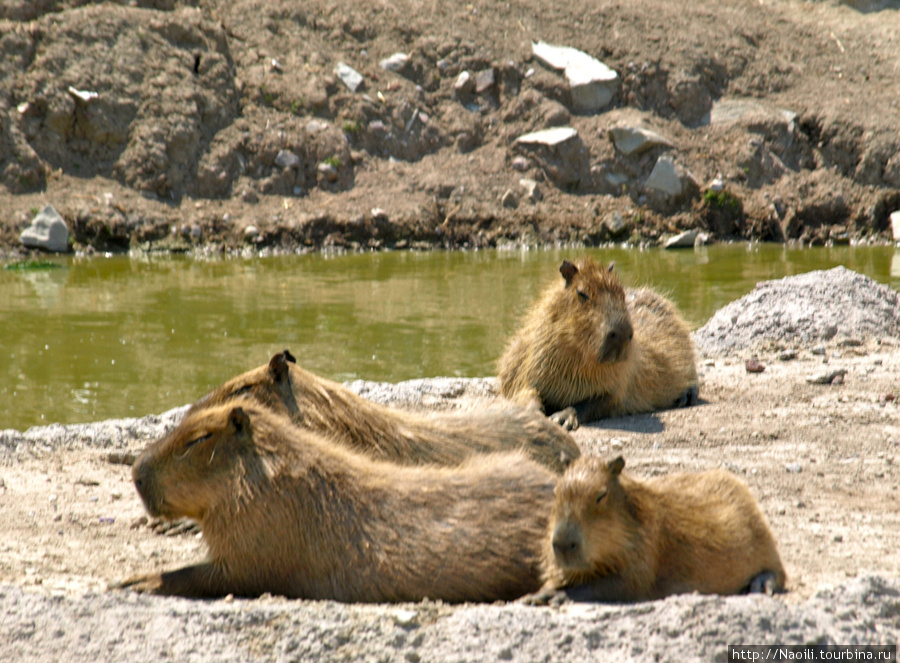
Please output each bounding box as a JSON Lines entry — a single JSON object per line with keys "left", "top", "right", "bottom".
{"left": 497, "top": 258, "right": 699, "bottom": 430}
{"left": 189, "top": 349, "right": 579, "bottom": 473}
{"left": 117, "top": 399, "right": 557, "bottom": 602}
{"left": 528, "top": 455, "right": 786, "bottom": 604}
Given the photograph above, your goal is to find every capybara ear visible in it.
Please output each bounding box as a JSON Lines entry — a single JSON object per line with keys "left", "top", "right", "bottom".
{"left": 282, "top": 349, "right": 297, "bottom": 364}
{"left": 268, "top": 352, "right": 291, "bottom": 383}
{"left": 228, "top": 407, "right": 250, "bottom": 435}
{"left": 608, "top": 456, "right": 625, "bottom": 476}
{"left": 560, "top": 260, "right": 578, "bottom": 286}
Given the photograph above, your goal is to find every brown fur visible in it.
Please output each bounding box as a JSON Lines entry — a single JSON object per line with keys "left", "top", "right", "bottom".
{"left": 497, "top": 257, "right": 699, "bottom": 429}
{"left": 537, "top": 455, "right": 786, "bottom": 602}
{"left": 119, "top": 399, "right": 557, "bottom": 602}
{"left": 189, "top": 350, "right": 579, "bottom": 473}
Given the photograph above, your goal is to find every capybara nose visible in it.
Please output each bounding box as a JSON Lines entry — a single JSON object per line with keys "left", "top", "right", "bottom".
{"left": 132, "top": 453, "right": 152, "bottom": 502}
{"left": 552, "top": 523, "right": 582, "bottom": 562}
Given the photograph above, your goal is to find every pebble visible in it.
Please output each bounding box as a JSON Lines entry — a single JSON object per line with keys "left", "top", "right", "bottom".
{"left": 511, "top": 156, "right": 530, "bottom": 171}
{"left": 379, "top": 52, "right": 409, "bottom": 72}
{"left": 500, "top": 189, "right": 518, "bottom": 209}
{"left": 275, "top": 150, "right": 301, "bottom": 170}
{"left": 317, "top": 162, "right": 338, "bottom": 182}
{"left": 519, "top": 178, "right": 542, "bottom": 203}
{"left": 474, "top": 68, "right": 495, "bottom": 94}
{"left": 811, "top": 346, "right": 827, "bottom": 356}
{"left": 805, "top": 369, "right": 847, "bottom": 385}
{"left": 785, "top": 462, "right": 803, "bottom": 473}
{"left": 454, "top": 71, "right": 474, "bottom": 94}
{"left": 778, "top": 350, "right": 797, "bottom": 361}
{"left": 244, "top": 225, "right": 259, "bottom": 240}
{"left": 745, "top": 359, "right": 766, "bottom": 373}
{"left": 334, "top": 61, "right": 364, "bottom": 92}
{"left": 393, "top": 609, "right": 418, "bottom": 626}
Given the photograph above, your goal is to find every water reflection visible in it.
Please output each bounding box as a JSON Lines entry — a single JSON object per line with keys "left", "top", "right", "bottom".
{"left": 1, "top": 245, "right": 898, "bottom": 431}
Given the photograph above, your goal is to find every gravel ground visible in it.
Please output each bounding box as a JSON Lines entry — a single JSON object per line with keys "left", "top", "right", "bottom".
{"left": 1, "top": 267, "right": 899, "bottom": 661}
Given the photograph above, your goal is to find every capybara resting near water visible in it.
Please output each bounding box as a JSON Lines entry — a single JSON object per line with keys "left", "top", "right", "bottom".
{"left": 498, "top": 258, "right": 699, "bottom": 430}
{"left": 118, "top": 399, "right": 557, "bottom": 602}
{"left": 191, "top": 350, "right": 579, "bottom": 473}
{"left": 526, "top": 455, "right": 786, "bottom": 604}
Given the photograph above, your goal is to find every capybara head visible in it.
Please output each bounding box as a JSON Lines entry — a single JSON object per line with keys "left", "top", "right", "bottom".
{"left": 191, "top": 350, "right": 299, "bottom": 417}
{"left": 132, "top": 400, "right": 275, "bottom": 523}
{"left": 557, "top": 259, "right": 633, "bottom": 365}
{"left": 549, "top": 455, "right": 635, "bottom": 583}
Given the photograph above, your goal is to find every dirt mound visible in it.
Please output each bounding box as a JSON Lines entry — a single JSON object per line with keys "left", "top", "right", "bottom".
{"left": 694, "top": 266, "right": 900, "bottom": 355}
{"left": 2, "top": 0, "right": 900, "bottom": 253}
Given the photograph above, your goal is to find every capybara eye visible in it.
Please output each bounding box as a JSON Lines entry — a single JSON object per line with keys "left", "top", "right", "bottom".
{"left": 185, "top": 433, "right": 212, "bottom": 448}
{"left": 596, "top": 490, "right": 608, "bottom": 504}
{"left": 577, "top": 290, "right": 589, "bottom": 303}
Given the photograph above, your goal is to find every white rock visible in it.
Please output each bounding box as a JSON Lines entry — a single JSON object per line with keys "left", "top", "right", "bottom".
{"left": 519, "top": 178, "right": 542, "bottom": 203}
{"left": 67, "top": 86, "right": 98, "bottom": 103}
{"left": 379, "top": 53, "right": 408, "bottom": 72}
{"left": 645, "top": 156, "right": 683, "bottom": 196}
{"left": 664, "top": 230, "right": 698, "bottom": 249}
{"left": 19, "top": 204, "right": 69, "bottom": 252}
{"left": 515, "top": 126, "right": 578, "bottom": 147}
{"left": 709, "top": 177, "right": 725, "bottom": 192}
{"left": 454, "top": 71, "right": 474, "bottom": 93}
{"left": 607, "top": 125, "right": 673, "bottom": 156}
{"left": 891, "top": 210, "right": 900, "bottom": 242}
{"left": 334, "top": 62, "right": 364, "bottom": 92}
{"left": 275, "top": 150, "right": 301, "bottom": 170}
{"left": 244, "top": 225, "right": 259, "bottom": 240}
{"left": 532, "top": 41, "right": 619, "bottom": 112}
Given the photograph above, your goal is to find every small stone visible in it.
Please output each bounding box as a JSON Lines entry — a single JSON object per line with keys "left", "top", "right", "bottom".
{"left": 454, "top": 71, "right": 474, "bottom": 94}
{"left": 270, "top": 58, "right": 283, "bottom": 72}
{"left": 317, "top": 162, "right": 338, "bottom": 182}
{"left": 778, "top": 350, "right": 798, "bottom": 361}
{"left": 190, "top": 225, "right": 202, "bottom": 240}
{"left": 67, "top": 85, "right": 98, "bottom": 103}
{"left": 610, "top": 438, "right": 624, "bottom": 451}
{"left": 607, "top": 125, "right": 674, "bottom": 156}
{"left": 274, "top": 150, "right": 301, "bottom": 170}
{"left": 393, "top": 609, "right": 418, "bottom": 626}
{"left": 785, "top": 462, "right": 802, "bottom": 474}
{"left": 515, "top": 126, "right": 578, "bottom": 147}
{"left": 241, "top": 189, "right": 259, "bottom": 204}
{"left": 833, "top": 534, "right": 843, "bottom": 543}
{"left": 709, "top": 177, "right": 725, "bottom": 192}
{"left": 645, "top": 156, "right": 683, "bottom": 197}
{"left": 19, "top": 204, "right": 69, "bottom": 253}
{"left": 371, "top": 208, "right": 388, "bottom": 221}
{"left": 805, "top": 369, "right": 847, "bottom": 385}
{"left": 811, "top": 346, "right": 827, "bottom": 356}
{"left": 474, "top": 68, "right": 495, "bottom": 94}
{"left": 519, "top": 178, "right": 542, "bottom": 203}
{"left": 334, "top": 61, "right": 364, "bottom": 92}
{"left": 745, "top": 359, "right": 766, "bottom": 373}
{"left": 244, "top": 225, "right": 259, "bottom": 240}
{"left": 604, "top": 211, "right": 627, "bottom": 238}
{"left": 665, "top": 230, "right": 698, "bottom": 249}
{"left": 379, "top": 52, "right": 409, "bottom": 72}
{"left": 500, "top": 189, "right": 518, "bottom": 209}
{"left": 511, "top": 156, "right": 530, "bottom": 172}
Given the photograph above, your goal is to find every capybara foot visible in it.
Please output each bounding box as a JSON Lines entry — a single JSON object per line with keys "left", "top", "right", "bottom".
{"left": 111, "top": 573, "right": 164, "bottom": 594}
{"left": 549, "top": 407, "right": 579, "bottom": 431}
{"left": 674, "top": 384, "right": 699, "bottom": 408}
{"left": 748, "top": 571, "right": 779, "bottom": 596}
{"left": 149, "top": 517, "right": 199, "bottom": 537}
{"left": 518, "top": 587, "right": 569, "bottom": 607}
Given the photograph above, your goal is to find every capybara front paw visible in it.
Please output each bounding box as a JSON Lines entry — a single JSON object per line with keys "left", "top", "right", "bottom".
{"left": 111, "top": 573, "right": 164, "bottom": 594}
{"left": 748, "top": 571, "right": 778, "bottom": 596}
{"left": 675, "top": 384, "right": 699, "bottom": 408}
{"left": 518, "top": 587, "right": 569, "bottom": 606}
{"left": 549, "top": 407, "right": 579, "bottom": 431}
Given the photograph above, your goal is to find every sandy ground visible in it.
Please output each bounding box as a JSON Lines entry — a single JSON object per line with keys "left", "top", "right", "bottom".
{"left": 1, "top": 341, "right": 899, "bottom": 660}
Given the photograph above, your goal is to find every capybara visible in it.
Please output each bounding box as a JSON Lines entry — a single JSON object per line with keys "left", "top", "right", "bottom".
{"left": 117, "top": 399, "right": 557, "bottom": 602}
{"left": 497, "top": 257, "right": 699, "bottom": 430}
{"left": 190, "top": 349, "right": 579, "bottom": 473}
{"left": 528, "top": 455, "right": 786, "bottom": 604}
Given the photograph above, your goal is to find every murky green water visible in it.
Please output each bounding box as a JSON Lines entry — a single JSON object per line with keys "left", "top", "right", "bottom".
{"left": 3, "top": 244, "right": 899, "bottom": 431}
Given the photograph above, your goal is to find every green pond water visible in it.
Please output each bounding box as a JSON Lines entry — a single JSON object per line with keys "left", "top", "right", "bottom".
{"left": 3, "top": 244, "right": 899, "bottom": 432}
